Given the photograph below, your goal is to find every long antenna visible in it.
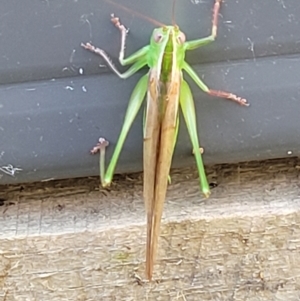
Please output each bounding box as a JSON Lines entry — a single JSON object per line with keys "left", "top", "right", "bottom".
{"left": 171, "top": 0, "right": 177, "bottom": 25}
{"left": 103, "top": 0, "right": 166, "bottom": 27}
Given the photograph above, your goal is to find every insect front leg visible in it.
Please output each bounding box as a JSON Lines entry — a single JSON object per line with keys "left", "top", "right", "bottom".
{"left": 110, "top": 14, "right": 129, "bottom": 65}
{"left": 81, "top": 15, "right": 149, "bottom": 78}
{"left": 211, "top": 0, "right": 222, "bottom": 39}
{"left": 81, "top": 40, "right": 148, "bottom": 79}
{"left": 184, "top": 0, "right": 223, "bottom": 50}
{"left": 110, "top": 14, "right": 151, "bottom": 66}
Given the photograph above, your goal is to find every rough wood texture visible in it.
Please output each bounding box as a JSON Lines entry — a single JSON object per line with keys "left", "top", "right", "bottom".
{"left": 1, "top": 158, "right": 300, "bottom": 300}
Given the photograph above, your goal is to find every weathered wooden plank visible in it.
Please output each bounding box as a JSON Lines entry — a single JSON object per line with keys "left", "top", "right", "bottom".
{"left": 0, "top": 158, "right": 300, "bottom": 300}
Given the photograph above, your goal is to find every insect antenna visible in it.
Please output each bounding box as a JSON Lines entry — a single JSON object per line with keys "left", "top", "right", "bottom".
{"left": 171, "top": 0, "right": 177, "bottom": 25}
{"left": 103, "top": 0, "right": 166, "bottom": 27}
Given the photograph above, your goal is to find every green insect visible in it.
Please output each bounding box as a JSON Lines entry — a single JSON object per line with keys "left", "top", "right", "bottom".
{"left": 82, "top": 0, "right": 248, "bottom": 280}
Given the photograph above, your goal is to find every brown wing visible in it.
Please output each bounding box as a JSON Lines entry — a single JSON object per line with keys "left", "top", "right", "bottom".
{"left": 145, "top": 69, "right": 181, "bottom": 279}
{"left": 143, "top": 68, "right": 161, "bottom": 279}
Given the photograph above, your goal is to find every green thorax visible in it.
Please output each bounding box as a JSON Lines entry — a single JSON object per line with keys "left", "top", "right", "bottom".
{"left": 147, "top": 25, "right": 186, "bottom": 83}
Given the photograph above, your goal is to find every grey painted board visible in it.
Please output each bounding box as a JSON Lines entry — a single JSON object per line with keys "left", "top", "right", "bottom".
{"left": 0, "top": 0, "right": 300, "bottom": 184}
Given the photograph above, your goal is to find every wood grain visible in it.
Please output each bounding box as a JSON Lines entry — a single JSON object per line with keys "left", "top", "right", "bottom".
{"left": 0, "top": 158, "right": 300, "bottom": 300}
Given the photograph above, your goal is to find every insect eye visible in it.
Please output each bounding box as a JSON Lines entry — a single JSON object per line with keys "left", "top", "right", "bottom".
{"left": 177, "top": 32, "right": 186, "bottom": 44}
{"left": 154, "top": 32, "right": 163, "bottom": 43}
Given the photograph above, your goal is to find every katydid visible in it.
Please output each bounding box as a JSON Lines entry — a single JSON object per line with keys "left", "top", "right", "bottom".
{"left": 82, "top": 0, "right": 248, "bottom": 280}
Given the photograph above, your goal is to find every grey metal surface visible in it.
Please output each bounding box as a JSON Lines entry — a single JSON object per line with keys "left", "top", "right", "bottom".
{"left": 0, "top": 0, "right": 300, "bottom": 184}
